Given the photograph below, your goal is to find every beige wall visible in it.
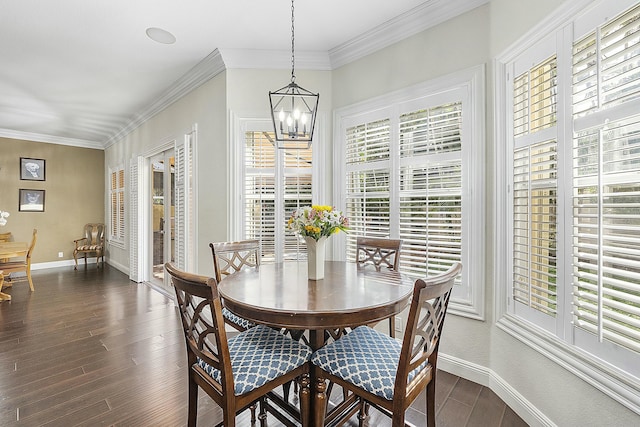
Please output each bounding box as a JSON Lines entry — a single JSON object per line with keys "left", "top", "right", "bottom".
{"left": 0, "top": 137, "right": 104, "bottom": 263}
{"left": 105, "top": 71, "right": 228, "bottom": 275}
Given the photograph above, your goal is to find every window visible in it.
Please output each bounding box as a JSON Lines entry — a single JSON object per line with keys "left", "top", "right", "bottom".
{"left": 109, "top": 166, "right": 125, "bottom": 246}
{"left": 498, "top": 0, "right": 640, "bottom": 412}
{"left": 336, "top": 67, "right": 485, "bottom": 319}
{"left": 242, "top": 129, "right": 313, "bottom": 262}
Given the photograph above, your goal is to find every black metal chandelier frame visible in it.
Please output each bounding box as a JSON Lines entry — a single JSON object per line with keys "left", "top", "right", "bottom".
{"left": 269, "top": 0, "right": 319, "bottom": 149}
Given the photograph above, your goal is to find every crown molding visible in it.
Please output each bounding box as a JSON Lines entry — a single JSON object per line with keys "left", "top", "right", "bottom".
{"left": 329, "top": 0, "right": 489, "bottom": 69}
{"left": 103, "top": 49, "right": 227, "bottom": 148}
{"left": 219, "top": 48, "right": 331, "bottom": 70}
{"left": 0, "top": 128, "right": 103, "bottom": 149}
{"left": 103, "top": 0, "right": 488, "bottom": 148}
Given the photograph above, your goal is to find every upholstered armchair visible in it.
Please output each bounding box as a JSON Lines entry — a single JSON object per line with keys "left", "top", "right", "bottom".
{"left": 73, "top": 223, "right": 105, "bottom": 270}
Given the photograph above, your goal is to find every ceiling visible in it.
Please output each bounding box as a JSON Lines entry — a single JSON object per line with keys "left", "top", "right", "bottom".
{"left": 0, "top": 0, "right": 487, "bottom": 149}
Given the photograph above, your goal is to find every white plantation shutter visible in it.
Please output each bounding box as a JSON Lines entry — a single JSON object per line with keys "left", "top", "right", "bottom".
{"left": 129, "top": 156, "right": 143, "bottom": 282}
{"left": 339, "top": 72, "right": 485, "bottom": 320}
{"left": 245, "top": 132, "right": 276, "bottom": 261}
{"left": 283, "top": 149, "right": 312, "bottom": 260}
{"left": 499, "top": 0, "right": 640, "bottom": 408}
{"left": 345, "top": 117, "right": 391, "bottom": 261}
{"left": 244, "top": 131, "right": 312, "bottom": 263}
{"left": 571, "top": 3, "right": 640, "bottom": 359}
{"left": 174, "top": 139, "right": 187, "bottom": 269}
{"left": 511, "top": 53, "right": 558, "bottom": 325}
{"left": 399, "top": 103, "right": 462, "bottom": 279}
{"left": 573, "top": 118, "right": 640, "bottom": 353}
{"left": 109, "top": 167, "right": 125, "bottom": 244}
{"left": 513, "top": 141, "right": 558, "bottom": 316}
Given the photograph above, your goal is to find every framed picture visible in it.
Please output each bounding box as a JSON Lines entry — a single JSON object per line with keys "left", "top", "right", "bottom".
{"left": 19, "top": 189, "right": 45, "bottom": 212}
{"left": 20, "top": 157, "right": 46, "bottom": 181}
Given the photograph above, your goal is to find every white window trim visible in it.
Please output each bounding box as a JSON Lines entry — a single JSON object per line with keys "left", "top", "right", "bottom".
{"left": 108, "top": 164, "right": 126, "bottom": 249}
{"left": 333, "top": 65, "right": 486, "bottom": 320}
{"left": 494, "top": 0, "right": 640, "bottom": 414}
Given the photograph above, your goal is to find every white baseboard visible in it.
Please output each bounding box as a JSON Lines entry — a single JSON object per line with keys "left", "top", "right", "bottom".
{"left": 31, "top": 259, "right": 77, "bottom": 270}
{"left": 438, "top": 353, "right": 556, "bottom": 427}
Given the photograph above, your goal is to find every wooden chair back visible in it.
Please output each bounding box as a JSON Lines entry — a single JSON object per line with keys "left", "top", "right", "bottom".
{"left": 0, "top": 232, "right": 12, "bottom": 242}
{"left": 356, "top": 237, "right": 402, "bottom": 272}
{"left": 394, "top": 262, "right": 461, "bottom": 424}
{"left": 81, "top": 223, "right": 105, "bottom": 246}
{"left": 209, "top": 239, "right": 260, "bottom": 283}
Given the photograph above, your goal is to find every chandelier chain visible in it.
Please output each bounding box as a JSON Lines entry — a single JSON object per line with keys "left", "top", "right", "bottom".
{"left": 290, "top": 0, "right": 295, "bottom": 83}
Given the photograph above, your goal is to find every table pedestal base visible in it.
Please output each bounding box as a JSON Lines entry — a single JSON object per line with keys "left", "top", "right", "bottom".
{"left": 0, "top": 272, "right": 9, "bottom": 301}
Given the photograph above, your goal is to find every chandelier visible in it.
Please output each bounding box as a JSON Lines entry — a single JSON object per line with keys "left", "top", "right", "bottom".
{"left": 269, "top": 0, "right": 319, "bottom": 149}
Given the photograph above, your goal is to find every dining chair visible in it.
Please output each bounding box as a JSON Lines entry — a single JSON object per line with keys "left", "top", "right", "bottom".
{"left": 0, "top": 228, "right": 37, "bottom": 291}
{"left": 209, "top": 240, "right": 261, "bottom": 331}
{"left": 165, "top": 262, "right": 312, "bottom": 427}
{"left": 356, "top": 236, "right": 403, "bottom": 337}
{"left": 311, "top": 262, "right": 462, "bottom": 427}
{"left": 73, "top": 223, "right": 105, "bottom": 270}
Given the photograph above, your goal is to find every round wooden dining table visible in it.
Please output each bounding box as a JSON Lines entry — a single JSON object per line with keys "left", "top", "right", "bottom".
{"left": 217, "top": 260, "right": 415, "bottom": 427}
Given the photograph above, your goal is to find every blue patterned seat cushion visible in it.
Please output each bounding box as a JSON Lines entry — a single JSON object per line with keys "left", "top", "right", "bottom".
{"left": 197, "top": 325, "right": 312, "bottom": 396}
{"left": 222, "top": 307, "right": 256, "bottom": 330}
{"left": 311, "top": 326, "right": 428, "bottom": 400}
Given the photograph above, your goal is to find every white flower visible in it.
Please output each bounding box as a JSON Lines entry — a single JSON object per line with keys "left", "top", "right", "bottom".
{"left": 0, "top": 210, "right": 9, "bottom": 227}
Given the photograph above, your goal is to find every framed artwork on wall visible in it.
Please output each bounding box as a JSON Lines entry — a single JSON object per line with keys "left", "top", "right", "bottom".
{"left": 19, "top": 189, "right": 45, "bottom": 212}
{"left": 20, "top": 157, "right": 46, "bottom": 181}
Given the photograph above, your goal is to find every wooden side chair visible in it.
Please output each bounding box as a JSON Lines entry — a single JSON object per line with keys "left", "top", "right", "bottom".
{"left": 165, "top": 262, "right": 312, "bottom": 427}
{"left": 73, "top": 223, "right": 105, "bottom": 270}
{"left": 356, "top": 236, "right": 403, "bottom": 336}
{"left": 0, "top": 228, "right": 37, "bottom": 292}
{"left": 311, "top": 262, "right": 462, "bottom": 427}
{"left": 209, "top": 240, "right": 260, "bottom": 332}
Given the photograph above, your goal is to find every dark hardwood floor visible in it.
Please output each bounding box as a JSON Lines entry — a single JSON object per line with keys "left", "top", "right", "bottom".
{"left": 0, "top": 265, "right": 528, "bottom": 426}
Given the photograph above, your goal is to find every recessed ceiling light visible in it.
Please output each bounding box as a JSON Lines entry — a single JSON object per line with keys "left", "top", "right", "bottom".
{"left": 146, "top": 27, "right": 176, "bottom": 44}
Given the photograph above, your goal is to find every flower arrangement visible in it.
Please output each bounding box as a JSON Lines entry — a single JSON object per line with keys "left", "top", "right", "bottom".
{"left": 287, "top": 205, "right": 349, "bottom": 241}
{"left": 0, "top": 210, "right": 9, "bottom": 227}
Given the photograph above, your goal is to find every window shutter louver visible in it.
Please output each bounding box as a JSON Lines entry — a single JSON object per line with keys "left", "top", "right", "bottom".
{"left": 244, "top": 131, "right": 312, "bottom": 263}
{"left": 117, "top": 169, "right": 125, "bottom": 241}
{"left": 512, "top": 55, "right": 559, "bottom": 319}
{"left": 513, "top": 141, "right": 558, "bottom": 315}
{"left": 399, "top": 103, "right": 463, "bottom": 279}
{"left": 174, "top": 140, "right": 186, "bottom": 269}
{"left": 129, "top": 158, "right": 140, "bottom": 282}
{"left": 571, "top": 3, "right": 640, "bottom": 356}
{"left": 345, "top": 118, "right": 391, "bottom": 261}
{"left": 283, "top": 148, "right": 312, "bottom": 260}
{"left": 572, "top": 116, "right": 640, "bottom": 353}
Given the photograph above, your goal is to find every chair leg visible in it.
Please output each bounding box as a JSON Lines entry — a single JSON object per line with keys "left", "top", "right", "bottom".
{"left": 73, "top": 252, "right": 78, "bottom": 270}
{"left": 299, "top": 373, "right": 311, "bottom": 427}
{"left": 426, "top": 378, "right": 436, "bottom": 427}
{"left": 258, "top": 398, "right": 268, "bottom": 427}
{"left": 27, "top": 269, "right": 34, "bottom": 292}
{"left": 187, "top": 375, "right": 198, "bottom": 427}
{"left": 389, "top": 316, "right": 396, "bottom": 338}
